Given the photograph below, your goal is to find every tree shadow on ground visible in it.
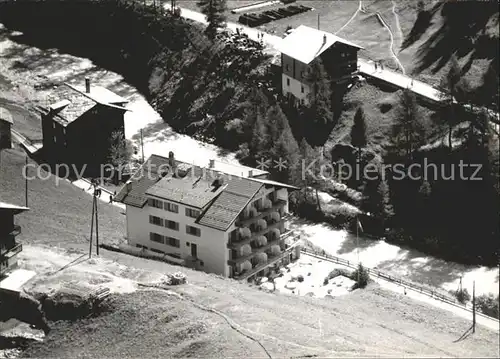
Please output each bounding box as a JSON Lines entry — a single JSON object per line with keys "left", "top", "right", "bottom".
{"left": 373, "top": 245, "right": 479, "bottom": 290}
{"left": 3, "top": 32, "right": 140, "bottom": 99}
{"left": 0, "top": 335, "right": 39, "bottom": 350}
{"left": 2, "top": 31, "right": 148, "bottom": 101}
{"left": 336, "top": 231, "right": 380, "bottom": 256}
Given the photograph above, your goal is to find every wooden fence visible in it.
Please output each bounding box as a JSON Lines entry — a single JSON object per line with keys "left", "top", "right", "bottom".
{"left": 300, "top": 247, "right": 499, "bottom": 322}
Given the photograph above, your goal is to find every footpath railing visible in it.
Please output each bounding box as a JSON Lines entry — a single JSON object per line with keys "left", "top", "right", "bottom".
{"left": 300, "top": 247, "right": 499, "bottom": 322}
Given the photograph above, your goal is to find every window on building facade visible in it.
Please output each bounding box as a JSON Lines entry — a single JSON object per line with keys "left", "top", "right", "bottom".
{"left": 286, "top": 78, "right": 290, "bottom": 86}
{"left": 301, "top": 85, "right": 304, "bottom": 93}
{"left": 148, "top": 198, "right": 163, "bottom": 209}
{"left": 150, "top": 232, "right": 165, "bottom": 244}
{"left": 164, "top": 201, "right": 179, "bottom": 213}
{"left": 166, "top": 236, "right": 180, "bottom": 248}
{"left": 149, "top": 215, "right": 164, "bottom": 226}
{"left": 52, "top": 122, "right": 56, "bottom": 129}
{"left": 185, "top": 208, "right": 201, "bottom": 218}
{"left": 150, "top": 248, "right": 164, "bottom": 254}
{"left": 53, "top": 136, "right": 57, "bottom": 143}
{"left": 186, "top": 225, "right": 201, "bottom": 237}
{"left": 165, "top": 220, "right": 179, "bottom": 231}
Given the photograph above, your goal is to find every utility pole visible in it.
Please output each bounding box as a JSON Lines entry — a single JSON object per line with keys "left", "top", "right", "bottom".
{"left": 88, "top": 181, "right": 100, "bottom": 258}
{"left": 356, "top": 214, "right": 360, "bottom": 283}
{"left": 140, "top": 128, "right": 145, "bottom": 163}
{"left": 317, "top": 13, "right": 320, "bottom": 30}
{"left": 95, "top": 189, "right": 99, "bottom": 256}
{"left": 25, "top": 155, "right": 28, "bottom": 207}
{"left": 472, "top": 280, "right": 476, "bottom": 333}
{"left": 89, "top": 190, "right": 95, "bottom": 259}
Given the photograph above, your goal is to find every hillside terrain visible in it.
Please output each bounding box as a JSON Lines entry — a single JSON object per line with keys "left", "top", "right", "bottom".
{"left": 181, "top": 0, "right": 498, "bottom": 88}
{"left": 4, "top": 246, "right": 499, "bottom": 358}
{"left": 0, "top": 148, "right": 125, "bottom": 249}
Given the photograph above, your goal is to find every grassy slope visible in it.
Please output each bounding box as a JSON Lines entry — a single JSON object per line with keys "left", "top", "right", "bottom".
{"left": 324, "top": 82, "right": 436, "bottom": 155}
{"left": 20, "top": 247, "right": 499, "bottom": 358}
{"left": 0, "top": 148, "right": 125, "bottom": 249}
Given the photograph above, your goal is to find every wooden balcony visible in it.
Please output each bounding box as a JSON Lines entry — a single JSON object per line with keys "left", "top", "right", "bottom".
{"left": 227, "top": 237, "right": 281, "bottom": 265}
{"left": 232, "top": 240, "right": 301, "bottom": 281}
{"left": 236, "top": 199, "right": 287, "bottom": 227}
{"left": 0, "top": 243, "right": 22, "bottom": 259}
{"left": 9, "top": 225, "right": 21, "bottom": 237}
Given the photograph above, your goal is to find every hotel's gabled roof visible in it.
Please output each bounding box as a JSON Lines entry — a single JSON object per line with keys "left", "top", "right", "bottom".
{"left": 115, "top": 154, "right": 297, "bottom": 231}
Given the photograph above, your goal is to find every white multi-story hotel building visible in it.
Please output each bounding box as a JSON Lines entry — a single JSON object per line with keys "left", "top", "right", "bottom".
{"left": 115, "top": 152, "right": 300, "bottom": 279}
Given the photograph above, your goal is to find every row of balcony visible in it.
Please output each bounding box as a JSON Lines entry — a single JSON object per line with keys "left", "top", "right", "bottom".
{"left": 227, "top": 235, "right": 283, "bottom": 266}
{"left": 231, "top": 234, "right": 301, "bottom": 280}
{"left": 227, "top": 229, "right": 296, "bottom": 266}
{"left": 236, "top": 199, "right": 287, "bottom": 227}
{"left": 228, "top": 219, "right": 285, "bottom": 249}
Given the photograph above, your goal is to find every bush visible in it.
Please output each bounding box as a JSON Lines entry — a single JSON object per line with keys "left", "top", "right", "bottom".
{"left": 297, "top": 275, "right": 304, "bottom": 282}
{"left": 351, "top": 263, "right": 369, "bottom": 289}
{"left": 327, "top": 268, "right": 351, "bottom": 280}
{"left": 454, "top": 288, "right": 471, "bottom": 304}
{"left": 475, "top": 293, "right": 499, "bottom": 318}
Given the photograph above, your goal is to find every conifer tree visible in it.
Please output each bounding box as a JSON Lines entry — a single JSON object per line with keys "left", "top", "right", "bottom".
{"left": 351, "top": 106, "right": 368, "bottom": 161}
{"left": 392, "top": 89, "right": 426, "bottom": 160}
{"left": 304, "top": 58, "right": 332, "bottom": 126}
{"left": 438, "top": 55, "right": 469, "bottom": 150}
{"left": 197, "top": 0, "right": 227, "bottom": 40}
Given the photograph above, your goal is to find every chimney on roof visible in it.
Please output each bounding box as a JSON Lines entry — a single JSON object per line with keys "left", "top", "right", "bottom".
{"left": 248, "top": 170, "right": 253, "bottom": 178}
{"left": 323, "top": 34, "right": 327, "bottom": 45}
{"left": 168, "top": 151, "right": 176, "bottom": 172}
{"left": 209, "top": 159, "right": 215, "bottom": 168}
{"left": 85, "top": 77, "right": 91, "bottom": 94}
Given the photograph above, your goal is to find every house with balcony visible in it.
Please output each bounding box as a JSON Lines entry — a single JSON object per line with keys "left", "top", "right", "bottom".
{"left": 0, "top": 201, "right": 28, "bottom": 279}
{"left": 278, "top": 25, "right": 363, "bottom": 105}
{"left": 114, "top": 152, "right": 301, "bottom": 280}
{"left": 40, "top": 78, "right": 128, "bottom": 176}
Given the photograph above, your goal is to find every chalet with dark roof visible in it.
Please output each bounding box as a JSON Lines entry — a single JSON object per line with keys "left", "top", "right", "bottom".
{"left": 40, "top": 78, "right": 128, "bottom": 175}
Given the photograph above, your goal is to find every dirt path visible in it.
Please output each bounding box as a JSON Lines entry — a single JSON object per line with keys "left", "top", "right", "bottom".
{"left": 334, "top": 0, "right": 363, "bottom": 35}
{"left": 359, "top": 3, "right": 406, "bottom": 73}
{"left": 391, "top": 0, "right": 404, "bottom": 49}
{"left": 374, "top": 12, "right": 406, "bottom": 74}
